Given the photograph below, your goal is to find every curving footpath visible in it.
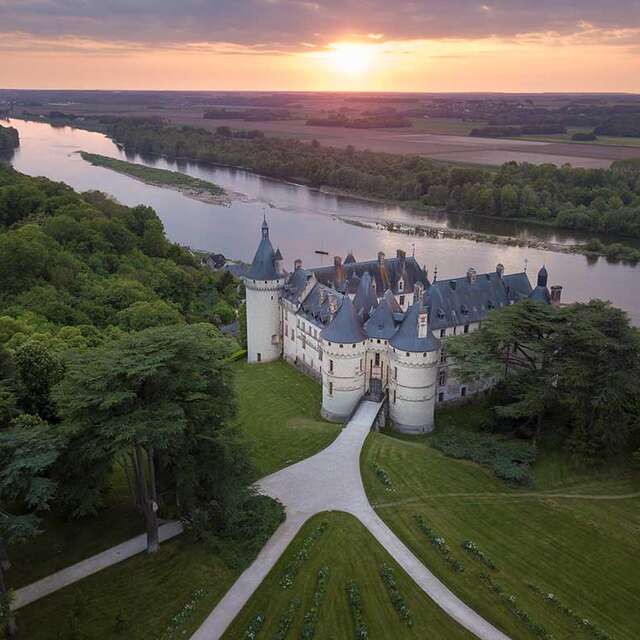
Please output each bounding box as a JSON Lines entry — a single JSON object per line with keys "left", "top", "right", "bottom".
{"left": 192, "top": 400, "right": 511, "bottom": 640}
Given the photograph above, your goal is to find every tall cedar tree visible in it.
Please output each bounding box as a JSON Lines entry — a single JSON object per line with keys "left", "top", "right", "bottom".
{"left": 0, "top": 414, "right": 60, "bottom": 639}
{"left": 446, "top": 300, "right": 640, "bottom": 454}
{"left": 53, "top": 323, "right": 251, "bottom": 552}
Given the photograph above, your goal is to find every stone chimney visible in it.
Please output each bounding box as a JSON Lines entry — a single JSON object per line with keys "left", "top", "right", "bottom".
{"left": 333, "top": 255, "right": 345, "bottom": 287}
{"left": 378, "top": 251, "right": 386, "bottom": 267}
{"left": 467, "top": 267, "right": 477, "bottom": 284}
{"left": 294, "top": 258, "right": 303, "bottom": 271}
{"left": 274, "top": 248, "right": 285, "bottom": 276}
{"left": 414, "top": 281, "right": 424, "bottom": 304}
{"left": 496, "top": 263, "right": 504, "bottom": 279}
{"left": 328, "top": 293, "right": 338, "bottom": 318}
{"left": 550, "top": 285, "right": 563, "bottom": 305}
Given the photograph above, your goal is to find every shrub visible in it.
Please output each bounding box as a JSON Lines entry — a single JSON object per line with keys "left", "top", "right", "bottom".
{"left": 346, "top": 581, "right": 369, "bottom": 640}
{"left": 379, "top": 564, "right": 413, "bottom": 627}
{"left": 415, "top": 515, "right": 465, "bottom": 573}
{"left": 300, "top": 566, "right": 330, "bottom": 639}
{"left": 480, "top": 574, "right": 551, "bottom": 639}
{"left": 461, "top": 540, "right": 497, "bottom": 570}
{"left": 244, "top": 613, "right": 265, "bottom": 639}
{"left": 371, "top": 464, "right": 395, "bottom": 491}
{"left": 430, "top": 427, "right": 536, "bottom": 485}
{"left": 272, "top": 598, "right": 301, "bottom": 640}
{"left": 527, "top": 583, "right": 611, "bottom": 640}
{"left": 279, "top": 521, "right": 328, "bottom": 590}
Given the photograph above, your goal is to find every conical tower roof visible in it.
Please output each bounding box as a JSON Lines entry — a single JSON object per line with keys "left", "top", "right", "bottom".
{"left": 390, "top": 300, "right": 440, "bottom": 353}
{"left": 321, "top": 296, "right": 366, "bottom": 344}
{"left": 247, "top": 219, "right": 279, "bottom": 280}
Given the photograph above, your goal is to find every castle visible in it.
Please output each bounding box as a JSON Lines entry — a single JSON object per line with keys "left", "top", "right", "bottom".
{"left": 243, "top": 219, "right": 561, "bottom": 433}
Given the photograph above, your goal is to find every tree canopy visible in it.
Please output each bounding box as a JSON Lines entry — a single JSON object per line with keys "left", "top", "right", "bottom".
{"left": 446, "top": 300, "right": 640, "bottom": 457}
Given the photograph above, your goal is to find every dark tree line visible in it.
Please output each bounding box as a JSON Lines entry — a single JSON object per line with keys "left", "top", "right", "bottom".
{"left": 0, "top": 167, "right": 272, "bottom": 638}
{"left": 106, "top": 119, "right": 640, "bottom": 240}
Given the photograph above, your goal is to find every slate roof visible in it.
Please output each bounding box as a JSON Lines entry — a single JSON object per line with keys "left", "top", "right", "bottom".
{"left": 426, "top": 271, "right": 532, "bottom": 330}
{"left": 246, "top": 220, "right": 281, "bottom": 280}
{"left": 353, "top": 272, "right": 379, "bottom": 321}
{"left": 529, "top": 285, "right": 551, "bottom": 303}
{"left": 390, "top": 300, "right": 440, "bottom": 353}
{"left": 321, "top": 296, "right": 366, "bottom": 344}
{"left": 311, "top": 253, "right": 426, "bottom": 296}
{"left": 364, "top": 290, "right": 403, "bottom": 339}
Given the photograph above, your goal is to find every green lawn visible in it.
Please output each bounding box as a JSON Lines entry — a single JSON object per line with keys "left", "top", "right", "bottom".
{"left": 224, "top": 512, "right": 474, "bottom": 640}
{"left": 10, "top": 361, "right": 338, "bottom": 639}
{"left": 16, "top": 536, "right": 240, "bottom": 640}
{"left": 7, "top": 466, "right": 141, "bottom": 588}
{"left": 362, "top": 408, "right": 640, "bottom": 640}
{"left": 233, "top": 360, "right": 340, "bottom": 477}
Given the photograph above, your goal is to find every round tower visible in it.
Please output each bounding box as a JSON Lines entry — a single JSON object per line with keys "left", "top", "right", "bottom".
{"left": 320, "top": 296, "right": 367, "bottom": 422}
{"left": 388, "top": 288, "right": 440, "bottom": 433}
{"left": 243, "top": 219, "right": 286, "bottom": 363}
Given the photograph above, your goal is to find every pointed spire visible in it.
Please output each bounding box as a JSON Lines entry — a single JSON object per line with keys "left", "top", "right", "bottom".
{"left": 261, "top": 214, "right": 269, "bottom": 240}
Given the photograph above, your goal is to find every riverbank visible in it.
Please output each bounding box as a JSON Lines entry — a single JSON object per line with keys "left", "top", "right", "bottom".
{"left": 79, "top": 152, "right": 241, "bottom": 206}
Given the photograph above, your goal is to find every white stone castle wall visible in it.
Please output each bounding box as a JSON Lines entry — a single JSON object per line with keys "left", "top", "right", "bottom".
{"left": 320, "top": 339, "right": 366, "bottom": 422}
{"left": 282, "top": 304, "right": 323, "bottom": 378}
{"left": 388, "top": 348, "right": 439, "bottom": 433}
{"left": 245, "top": 278, "right": 285, "bottom": 363}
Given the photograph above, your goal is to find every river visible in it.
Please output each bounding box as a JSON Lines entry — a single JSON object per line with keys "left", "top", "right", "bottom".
{"left": 5, "top": 117, "right": 640, "bottom": 324}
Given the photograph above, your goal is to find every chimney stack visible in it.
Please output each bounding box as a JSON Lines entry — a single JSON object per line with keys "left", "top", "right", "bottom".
{"left": 496, "top": 263, "right": 504, "bottom": 279}
{"left": 550, "top": 285, "right": 563, "bottom": 305}
{"left": 294, "top": 258, "right": 303, "bottom": 271}
{"left": 328, "top": 293, "right": 338, "bottom": 318}
{"left": 467, "top": 267, "right": 477, "bottom": 284}
{"left": 333, "top": 255, "right": 345, "bottom": 287}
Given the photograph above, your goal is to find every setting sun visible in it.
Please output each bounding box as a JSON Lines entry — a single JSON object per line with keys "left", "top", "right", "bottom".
{"left": 324, "top": 42, "right": 376, "bottom": 75}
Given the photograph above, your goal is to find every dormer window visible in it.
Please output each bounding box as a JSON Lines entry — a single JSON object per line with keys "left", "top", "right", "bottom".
{"left": 398, "top": 280, "right": 404, "bottom": 292}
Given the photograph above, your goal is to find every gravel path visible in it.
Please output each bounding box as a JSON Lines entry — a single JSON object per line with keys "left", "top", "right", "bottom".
{"left": 192, "top": 400, "right": 511, "bottom": 640}
{"left": 12, "top": 521, "right": 184, "bottom": 610}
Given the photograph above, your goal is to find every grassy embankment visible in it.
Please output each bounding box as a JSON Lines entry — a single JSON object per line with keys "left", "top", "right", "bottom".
{"left": 11, "top": 361, "right": 340, "bottom": 640}
{"left": 362, "top": 402, "right": 640, "bottom": 640}
{"left": 79, "top": 151, "right": 225, "bottom": 196}
{"left": 224, "top": 511, "right": 474, "bottom": 640}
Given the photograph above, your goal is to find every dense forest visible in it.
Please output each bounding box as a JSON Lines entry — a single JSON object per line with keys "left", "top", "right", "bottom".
{"left": 0, "top": 166, "right": 282, "bottom": 632}
{"left": 107, "top": 119, "right": 640, "bottom": 240}
{"left": 0, "top": 124, "right": 19, "bottom": 151}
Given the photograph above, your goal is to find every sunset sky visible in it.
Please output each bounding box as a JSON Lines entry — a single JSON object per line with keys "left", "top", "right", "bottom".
{"left": 1, "top": 0, "right": 640, "bottom": 92}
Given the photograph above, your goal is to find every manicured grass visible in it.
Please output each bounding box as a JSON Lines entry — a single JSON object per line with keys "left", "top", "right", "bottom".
{"left": 7, "top": 466, "right": 141, "bottom": 588}
{"left": 15, "top": 536, "right": 240, "bottom": 640}
{"left": 362, "top": 416, "right": 640, "bottom": 640}
{"left": 233, "top": 360, "right": 341, "bottom": 477}
{"left": 224, "top": 512, "right": 474, "bottom": 640}
{"left": 79, "top": 151, "right": 225, "bottom": 194}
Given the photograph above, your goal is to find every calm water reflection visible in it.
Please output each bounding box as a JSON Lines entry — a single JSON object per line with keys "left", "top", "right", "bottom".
{"left": 7, "top": 118, "right": 640, "bottom": 324}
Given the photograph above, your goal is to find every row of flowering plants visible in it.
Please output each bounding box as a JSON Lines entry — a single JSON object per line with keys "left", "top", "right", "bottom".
{"left": 379, "top": 564, "right": 414, "bottom": 627}
{"left": 372, "top": 464, "right": 395, "bottom": 492}
{"left": 346, "top": 581, "right": 369, "bottom": 639}
{"left": 161, "top": 588, "right": 206, "bottom": 640}
{"left": 461, "top": 540, "right": 497, "bottom": 570}
{"left": 300, "top": 566, "right": 330, "bottom": 639}
{"left": 279, "top": 521, "right": 328, "bottom": 590}
{"left": 527, "top": 584, "right": 612, "bottom": 640}
{"left": 243, "top": 613, "right": 265, "bottom": 639}
{"left": 272, "top": 597, "right": 302, "bottom": 640}
{"left": 480, "top": 574, "right": 553, "bottom": 639}
{"left": 414, "top": 515, "right": 465, "bottom": 572}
